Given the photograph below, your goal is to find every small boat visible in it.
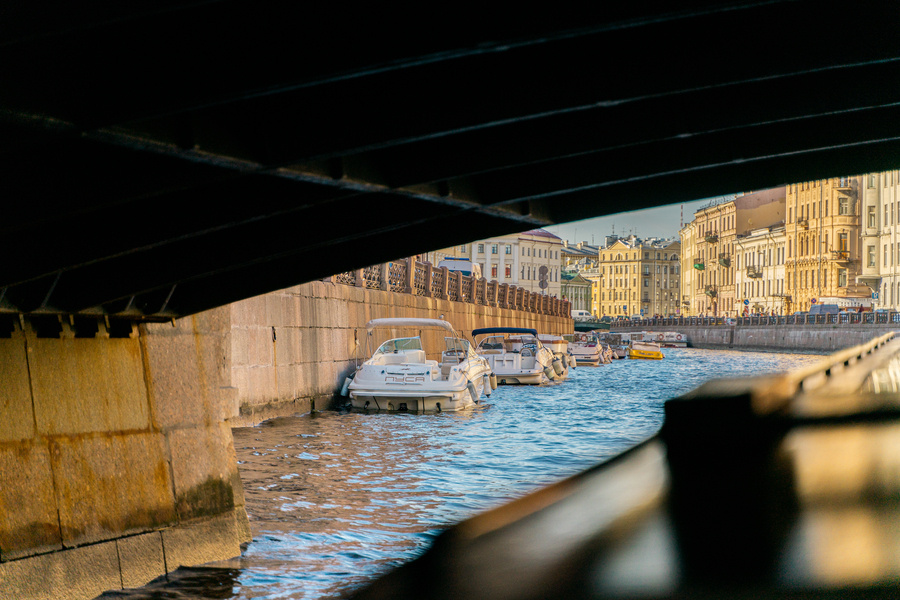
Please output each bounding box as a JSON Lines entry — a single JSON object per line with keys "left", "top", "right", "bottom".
{"left": 347, "top": 318, "right": 493, "bottom": 412}
{"left": 628, "top": 341, "right": 665, "bottom": 360}
{"left": 473, "top": 327, "right": 566, "bottom": 384}
{"left": 645, "top": 331, "right": 689, "bottom": 348}
{"left": 569, "top": 332, "right": 603, "bottom": 366}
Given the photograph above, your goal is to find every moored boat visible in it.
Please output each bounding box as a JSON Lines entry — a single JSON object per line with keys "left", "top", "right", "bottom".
{"left": 347, "top": 318, "right": 493, "bottom": 412}
{"left": 568, "top": 332, "right": 604, "bottom": 366}
{"left": 473, "top": 327, "right": 565, "bottom": 384}
{"left": 628, "top": 340, "right": 665, "bottom": 360}
{"left": 644, "top": 331, "right": 688, "bottom": 348}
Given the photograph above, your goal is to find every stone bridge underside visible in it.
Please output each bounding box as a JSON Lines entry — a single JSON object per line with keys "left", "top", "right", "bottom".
{"left": 3, "top": 2, "right": 900, "bottom": 321}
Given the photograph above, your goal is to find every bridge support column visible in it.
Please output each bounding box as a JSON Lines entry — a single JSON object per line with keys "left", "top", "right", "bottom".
{"left": 0, "top": 308, "right": 249, "bottom": 600}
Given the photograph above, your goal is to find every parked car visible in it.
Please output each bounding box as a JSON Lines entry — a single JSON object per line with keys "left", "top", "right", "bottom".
{"left": 724, "top": 318, "right": 737, "bottom": 326}
{"left": 438, "top": 258, "right": 482, "bottom": 278}
{"left": 808, "top": 304, "right": 840, "bottom": 315}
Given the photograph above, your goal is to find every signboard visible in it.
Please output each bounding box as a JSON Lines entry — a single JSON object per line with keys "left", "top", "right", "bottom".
{"left": 873, "top": 292, "right": 879, "bottom": 300}
{"left": 810, "top": 298, "right": 817, "bottom": 304}
{"left": 743, "top": 299, "right": 749, "bottom": 306}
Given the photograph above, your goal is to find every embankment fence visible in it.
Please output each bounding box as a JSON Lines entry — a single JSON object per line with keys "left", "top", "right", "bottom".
{"left": 613, "top": 312, "right": 900, "bottom": 328}
{"left": 330, "top": 257, "right": 570, "bottom": 318}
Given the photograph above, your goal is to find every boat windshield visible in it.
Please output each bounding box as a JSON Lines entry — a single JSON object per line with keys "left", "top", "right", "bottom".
{"left": 476, "top": 335, "right": 507, "bottom": 351}
{"left": 374, "top": 337, "right": 423, "bottom": 356}
{"left": 444, "top": 337, "right": 475, "bottom": 358}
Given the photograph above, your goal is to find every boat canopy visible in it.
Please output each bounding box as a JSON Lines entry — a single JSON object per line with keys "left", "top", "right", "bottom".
{"left": 365, "top": 318, "right": 456, "bottom": 333}
{"left": 472, "top": 327, "right": 539, "bottom": 338}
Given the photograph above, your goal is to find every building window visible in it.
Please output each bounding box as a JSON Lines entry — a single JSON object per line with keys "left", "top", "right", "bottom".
{"left": 868, "top": 246, "right": 876, "bottom": 267}
{"left": 491, "top": 244, "right": 498, "bottom": 254}
{"left": 491, "top": 265, "right": 498, "bottom": 278}
{"left": 838, "top": 269, "right": 847, "bottom": 287}
{"left": 505, "top": 245, "right": 512, "bottom": 255}
{"left": 505, "top": 264, "right": 511, "bottom": 278}
{"left": 868, "top": 206, "right": 877, "bottom": 228}
{"left": 477, "top": 243, "right": 485, "bottom": 254}
{"left": 459, "top": 245, "right": 466, "bottom": 252}
{"left": 839, "top": 198, "right": 852, "bottom": 215}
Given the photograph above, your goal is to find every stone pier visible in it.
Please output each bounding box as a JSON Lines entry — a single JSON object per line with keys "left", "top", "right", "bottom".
{"left": 0, "top": 309, "right": 250, "bottom": 600}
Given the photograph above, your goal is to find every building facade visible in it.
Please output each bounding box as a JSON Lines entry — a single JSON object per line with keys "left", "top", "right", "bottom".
{"left": 428, "top": 229, "right": 565, "bottom": 297}
{"left": 861, "top": 171, "right": 900, "bottom": 308}
{"left": 734, "top": 225, "right": 787, "bottom": 315}
{"left": 561, "top": 270, "right": 592, "bottom": 313}
{"left": 596, "top": 238, "right": 681, "bottom": 318}
{"left": 785, "top": 177, "right": 863, "bottom": 312}
{"left": 682, "top": 188, "right": 786, "bottom": 316}
{"left": 688, "top": 201, "right": 737, "bottom": 316}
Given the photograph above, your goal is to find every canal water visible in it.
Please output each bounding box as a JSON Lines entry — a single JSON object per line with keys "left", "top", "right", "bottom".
{"left": 103, "top": 348, "right": 823, "bottom": 600}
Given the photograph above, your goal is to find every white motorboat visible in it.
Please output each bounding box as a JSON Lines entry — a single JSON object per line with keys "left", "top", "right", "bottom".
{"left": 569, "top": 332, "right": 604, "bottom": 366}
{"left": 473, "top": 327, "right": 566, "bottom": 384}
{"left": 347, "top": 318, "right": 493, "bottom": 412}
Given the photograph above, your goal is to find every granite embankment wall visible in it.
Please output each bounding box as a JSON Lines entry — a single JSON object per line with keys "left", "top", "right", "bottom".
{"left": 230, "top": 279, "right": 572, "bottom": 424}
{"left": 0, "top": 309, "right": 250, "bottom": 600}
{"left": 617, "top": 324, "right": 899, "bottom": 353}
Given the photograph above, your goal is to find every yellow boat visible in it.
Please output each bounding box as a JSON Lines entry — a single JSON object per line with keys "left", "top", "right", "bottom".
{"left": 627, "top": 341, "right": 664, "bottom": 360}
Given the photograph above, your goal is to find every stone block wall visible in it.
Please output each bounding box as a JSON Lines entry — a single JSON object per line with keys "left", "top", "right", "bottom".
{"left": 231, "top": 280, "right": 573, "bottom": 424}
{"left": 0, "top": 309, "right": 250, "bottom": 600}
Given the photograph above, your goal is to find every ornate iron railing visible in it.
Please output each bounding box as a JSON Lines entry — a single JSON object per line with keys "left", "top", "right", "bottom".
{"left": 328, "top": 258, "right": 570, "bottom": 318}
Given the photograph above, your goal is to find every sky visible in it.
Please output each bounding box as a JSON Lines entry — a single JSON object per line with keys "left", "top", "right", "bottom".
{"left": 545, "top": 195, "right": 735, "bottom": 245}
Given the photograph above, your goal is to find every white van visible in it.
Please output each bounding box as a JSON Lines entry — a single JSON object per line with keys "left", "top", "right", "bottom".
{"left": 571, "top": 310, "right": 592, "bottom": 320}
{"left": 438, "top": 258, "right": 482, "bottom": 278}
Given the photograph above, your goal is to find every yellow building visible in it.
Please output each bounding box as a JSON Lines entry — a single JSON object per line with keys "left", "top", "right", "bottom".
{"left": 785, "top": 177, "right": 863, "bottom": 311}
{"left": 690, "top": 201, "right": 737, "bottom": 316}
{"left": 598, "top": 238, "right": 681, "bottom": 318}
{"left": 682, "top": 188, "right": 786, "bottom": 316}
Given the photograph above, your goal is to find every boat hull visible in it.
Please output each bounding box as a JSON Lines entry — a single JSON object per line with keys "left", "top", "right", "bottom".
{"left": 574, "top": 356, "right": 601, "bottom": 366}
{"left": 349, "top": 376, "right": 486, "bottom": 412}
{"left": 495, "top": 371, "right": 546, "bottom": 385}
{"left": 628, "top": 348, "right": 664, "bottom": 360}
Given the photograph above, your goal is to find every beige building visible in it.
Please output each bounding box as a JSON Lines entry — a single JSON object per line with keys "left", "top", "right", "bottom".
{"left": 689, "top": 200, "right": 737, "bottom": 316}
{"left": 597, "top": 238, "right": 681, "bottom": 318}
{"left": 734, "top": 225, "right": 787, "bottom": 315}
{"left": 427, "top": 229, "right": 565, "bottom": 298}
{"left": 682, "top": 188, "right": 786, "bottom": 316}
{"left": 679, "top": 220, "right": 699, "bottom": 316}
{"left": 860, "top": 171, "right": 900, "bottom": 308}
{"left": 785, "top": 177, "right": 863, "bottom": 312}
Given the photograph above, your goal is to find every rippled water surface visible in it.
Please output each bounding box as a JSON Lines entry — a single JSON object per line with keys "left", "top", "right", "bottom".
{"left": 106, "top": 348, "right": 823, "bottom": 599}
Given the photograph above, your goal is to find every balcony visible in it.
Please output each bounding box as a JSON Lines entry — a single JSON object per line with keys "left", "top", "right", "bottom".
{"left": 832, "top": 250, "right": 851, "bottom": 262}
{"left": 704, "top": 285, "right": 717, "bottom": 297}
{"left": 747, "top": 265, "right": 762, "bottom": 278}
{"left": 693, "top": 258, "right": 705, "bottom": 270}
{"left": 834, "top": 177, "right": 857, "bottom": 195}
{"left": 704, "top": 233, "right": 719, "bottom": 243}
{"left": 798, "top": 219, "right": 808, "bottom": 229}
{"left": 718, "top": 253, "right": 731, "bottom": 267}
